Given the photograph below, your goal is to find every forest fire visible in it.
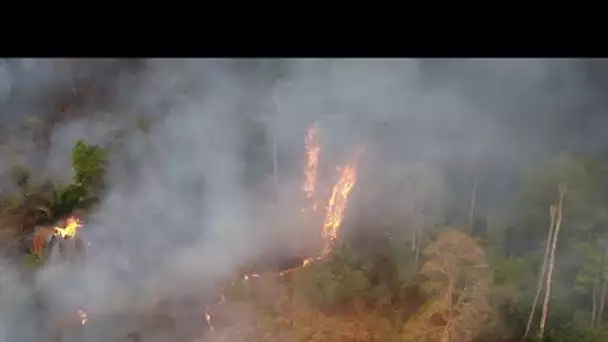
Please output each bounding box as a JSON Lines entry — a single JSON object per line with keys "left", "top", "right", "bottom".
{"left": 53, "top": 217, "right": 89, "bottom": 326}
{"left": 320, "top": 163, "right": 358, "bottom": 257}
{"left": 53, "top": 216, "right": 82, "bottom": 239}
{"left": 77, "top": 309, "right": 88, "bottom": 325}
{"left": 204, "top": 122, "right": 362, "bottom": 333}
{"left": 24, "top": 215, "right": 92, "bottom": 334}
{"left": 243, "top": 273, "right": 260, "bottom": 281}
{"left": 32, "top": 216, "right": 83, "bottom": 259}
{"left": 205, "top": 311, "right": 213, "bottom": 332}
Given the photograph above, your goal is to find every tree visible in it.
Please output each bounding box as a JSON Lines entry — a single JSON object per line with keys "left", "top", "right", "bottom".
{"left": 514, "top": 156, "right": 608, "bottom": 337}
{"left": 135, "top": 115, "right": 153, "bottom": 133}
{"left": 513, "top": 156, "right": 586, "bottom": 255}
{"left": 31, "top": 183, "right": 97, "bottom": 226}
{"left": 9, "top": 165, "right": 31, "bottom": 199}
{"left": 4, "top": 140, "right": 107, "bottom": 267}
{"left": 18, "top": 139, "right": 107, "bottom": 228}
{"left": 573, "top": 240, "right": 608, "bottom": 329}
{"left": 71, "top": 139, "right": 108, "bottom": 194}
{"left": 402, "top": 229, "right": 493, "bottom": 342}
{"left": 292, "top": 243, "right": 373, "bottom": 311}
{"left": 539, "top": 183, "right": 566, "bottom": 340}
{"left": 375, "top": 162, "right": 447, "bottom": 266}
{"left": 524, "top": 201, "right": 556, "bottom": 340}
{"left": 489, "top": 254, "right": 536, "bottom": 341}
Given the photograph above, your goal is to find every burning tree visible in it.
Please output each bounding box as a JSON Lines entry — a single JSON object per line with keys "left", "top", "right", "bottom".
{"left": 20, "top": 140, "right": 106, "bottom": 265}
{"left": 203, "top": 122, "right": 363, "bottom": 336}
{"left": 31, "top": 215, "right": 87, "bottom": 265}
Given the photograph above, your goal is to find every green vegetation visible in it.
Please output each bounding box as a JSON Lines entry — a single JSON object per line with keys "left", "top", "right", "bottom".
{"left": 71, "top": 139, "right": 108, "bottom": 194}
{"left": 207, "top": 153, "right": 608, "bottom": 342}
{"left": 4, "top": 127, "right": 608, "bottom": 342}
{"left": 0, "top": 140, "right": 107, "bottom": 261}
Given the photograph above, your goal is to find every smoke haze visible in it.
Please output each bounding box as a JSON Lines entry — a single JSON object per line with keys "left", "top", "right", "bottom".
{"left": 0, "top": 59, "right": 607, "bottom": 341}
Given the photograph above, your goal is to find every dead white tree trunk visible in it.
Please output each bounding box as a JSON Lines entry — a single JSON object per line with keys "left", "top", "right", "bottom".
{"left": 469, "top": 176, "right": 477, "bottom": 231}
{"left": 410, "top": 202, "right": 422, "bottom": 266}
{"left": 538, "top": 183, "right": 566, "bottom": 340}
{"left": 411, "top": 227, "right": 416, "bottom": 252}
{"left": 592, "top": 282, "right": 598, "bottom": 328}
{"left": 414, "top": 229, "right": 421, "bottom": 266}
{"left": 271, "top": 95, "right": 281, "bottom": 203}
{"left": 272, "top": 129, "right": 279, "bottom": 201}
{"left": 523, "top": 203, "right": 556, "bottom": 340}
{"left": 598, "top": 279, "right": 607, "bottom": 328}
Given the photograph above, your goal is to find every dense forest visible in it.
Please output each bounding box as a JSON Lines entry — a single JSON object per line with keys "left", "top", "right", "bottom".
{"left": 1, "top": 59, "right": 608, "bottom": 342}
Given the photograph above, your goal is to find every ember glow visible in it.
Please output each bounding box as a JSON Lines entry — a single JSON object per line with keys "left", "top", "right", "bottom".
{"left": 243, "top": 273, "right": 260, "bottom": 281}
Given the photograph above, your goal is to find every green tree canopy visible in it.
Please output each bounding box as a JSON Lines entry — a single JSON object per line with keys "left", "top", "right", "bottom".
{"left": 71, "top": 139, "right": 108, "bottom": 194}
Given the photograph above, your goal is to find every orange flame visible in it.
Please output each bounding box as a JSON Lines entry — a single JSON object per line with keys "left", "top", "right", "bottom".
{"left": 289, "top": 153, "right": 361, "bottom": 269}
{"left": 32, "top": 216, "right": 84, "bottom": 259}
{"left": 54, "top": 216, "right": 82, "bottom": 239}
{"left": 320, "top": 162, "right": 358, "bottom": 257}
{"left": 303, "top": 122, "right": 321, "bottom": 210}
{"left": 202, "top": 126, "right": 362, "bottom": 334}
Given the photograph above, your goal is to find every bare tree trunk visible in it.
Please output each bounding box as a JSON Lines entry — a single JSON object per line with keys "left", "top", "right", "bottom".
{"left": 0, "top": 267, "right": 5, "bottom": 342}
{"left": 599, "top": 279, "right": 607, "bottom": 328}
{"left": 592, "top": 283, "right": 598, "bottom": 328}
{"left": 414, "top": 229, "right": 421, "bottom": 266}
{"left": 524, "top": 203, "right": 556, "bottom": 340}
{"left": 271, "top": 129, "right": 279, "bottom": 202}
{"left": 469, "top": 176, "right": 477, "bottom": 231}
{"left": 411, "top": 228, "right": 418, "bottom": 265}
{"left": 271, "top": 96, "right": 281, "bottom": 203}
{"left": 538, "top": 184, "right": 567, "bottom": 340}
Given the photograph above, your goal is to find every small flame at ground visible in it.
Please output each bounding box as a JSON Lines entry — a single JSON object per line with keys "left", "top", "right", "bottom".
{"left": 302, "top": 257, "right": 313, "bottom": 267}
{"left": 205, "top": 310, "right": 214, "bottom": 332}
{"left": 243, "top": 273, "right": 260, "bottom": 281}
{"left": 77, "top": 309, "right": 87, "bottom": 325}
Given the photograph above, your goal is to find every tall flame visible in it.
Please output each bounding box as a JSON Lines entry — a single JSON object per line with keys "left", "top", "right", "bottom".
{"left": 203, "top": 125, "right": 362, "bottom": 335}
{"left": 303, "top": 122, "right": 321, "bottom": 210}
{"left": 320, "top": 162, "right": 358, "bottom": 256}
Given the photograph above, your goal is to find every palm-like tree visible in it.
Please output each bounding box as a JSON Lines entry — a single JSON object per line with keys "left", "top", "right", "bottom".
{"left": 8, "top": 170, "right": 96, "bottom": 265}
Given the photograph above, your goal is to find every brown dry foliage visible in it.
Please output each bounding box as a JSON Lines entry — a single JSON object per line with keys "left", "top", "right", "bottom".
{"left": 401, "top": 229, "right": 493, "bottom": 342}
{"left": 200, "top": 272, "right": 401, "bottom": 342}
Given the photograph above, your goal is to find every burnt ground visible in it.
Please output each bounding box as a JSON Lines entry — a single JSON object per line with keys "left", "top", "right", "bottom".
{"left": 37, "top": 295, "right": 215, "bottom": 342}
{"left": 14, "top": 253, "right": 313, "bottom": 342}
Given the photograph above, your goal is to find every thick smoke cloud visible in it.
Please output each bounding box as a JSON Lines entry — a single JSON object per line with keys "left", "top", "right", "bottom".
{"left": 0, "top": 59, "right": 607, "bottom": 341}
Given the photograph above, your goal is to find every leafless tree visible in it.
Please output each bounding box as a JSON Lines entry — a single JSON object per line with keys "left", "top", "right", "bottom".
{"left": 538, "top": 183, "right": 567, "bottom": 340}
